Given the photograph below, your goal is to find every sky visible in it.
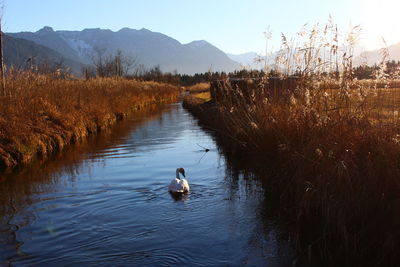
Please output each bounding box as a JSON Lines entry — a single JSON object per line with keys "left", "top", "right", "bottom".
{"left": 3, "top": 0, "right": 400, "bottom": 54}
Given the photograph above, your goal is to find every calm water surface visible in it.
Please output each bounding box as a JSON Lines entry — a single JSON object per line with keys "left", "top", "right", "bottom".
{"left": 0, "top": 103, "right": 293, "bottom": 266}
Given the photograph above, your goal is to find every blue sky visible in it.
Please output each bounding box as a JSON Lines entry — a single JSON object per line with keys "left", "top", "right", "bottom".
{"left": 3, "top": 0, "right": 400, "bottom": 54}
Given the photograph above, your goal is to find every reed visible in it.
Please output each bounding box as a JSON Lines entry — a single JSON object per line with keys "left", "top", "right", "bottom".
{"left": 0, "top": 71, "right": 180, "bottom": 170}
{"left": 191, "top": 20, "right": 400, "bottom": 265}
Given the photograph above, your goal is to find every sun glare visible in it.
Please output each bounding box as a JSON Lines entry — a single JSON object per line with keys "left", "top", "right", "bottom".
{"left": 362, "top": 0, "right": 400, "bottom": 49}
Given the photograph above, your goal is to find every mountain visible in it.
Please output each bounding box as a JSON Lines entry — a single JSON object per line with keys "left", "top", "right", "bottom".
{"left": 8, "top": 27, "right": 240, "bottom": 75}
{"left": 10, "top": 26, "right": 85, "bottom": 64}
{"left": 227, "top": 52, "right": 264, "bottom": 69}
{"left": 4, "top": 34, "right": 86, "bottom": 75}
{"left": 356, "top": 43, "right": 400, "bottom": 66}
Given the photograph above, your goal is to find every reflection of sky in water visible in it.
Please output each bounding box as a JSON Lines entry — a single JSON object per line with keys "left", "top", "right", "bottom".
{"left": 0, "top": 103, "right": 294, "bottom": 266}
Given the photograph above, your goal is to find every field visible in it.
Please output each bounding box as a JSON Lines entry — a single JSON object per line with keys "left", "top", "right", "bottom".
{"left": 0, "top": 72, "right": 180, "bottom": 170}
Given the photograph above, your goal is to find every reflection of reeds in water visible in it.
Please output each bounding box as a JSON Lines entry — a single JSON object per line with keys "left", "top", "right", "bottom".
{"left": 0, "top": 104, "right": 174, "bottom": 207}
{"left": 0, "top": 71, "right": 180, "bottom": 170}
{"left": 205, "top": 20, "right": 400, "bottom": 266}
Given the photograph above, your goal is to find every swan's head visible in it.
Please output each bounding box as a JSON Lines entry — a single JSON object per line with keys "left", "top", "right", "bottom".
{"left": 176, "top": 167, "right": 185, "bottom": 178}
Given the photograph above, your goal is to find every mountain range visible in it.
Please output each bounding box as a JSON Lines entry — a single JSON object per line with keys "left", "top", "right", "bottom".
{"left": 6, "top": 26, "right": 241, "bottom": 75}
{"left": 356, "top": 42, "right": 400, "bottom": 66}
{"left": 229, "top": 44, "right": 400, "bottom": 69}
{"left": 5, "top": 26, "right": 400, "bottom": 76}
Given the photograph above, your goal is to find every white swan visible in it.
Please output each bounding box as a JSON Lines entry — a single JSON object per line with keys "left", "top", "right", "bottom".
{"left": 168, "top": 168, "right": 190, "bottom": 193}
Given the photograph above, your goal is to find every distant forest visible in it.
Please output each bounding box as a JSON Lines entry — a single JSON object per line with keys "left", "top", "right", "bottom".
{"left": 133, "top": 60, "right": 400, "bottom": 86}
{"left": 82, "top": 51, "right": 400, "bottom": 85}
{"left": 17, "top": 47, "right": 400, "bottom": 86}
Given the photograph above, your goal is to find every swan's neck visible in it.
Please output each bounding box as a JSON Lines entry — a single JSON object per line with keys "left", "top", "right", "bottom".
{"left": 176, "top": 169, "right": 180, "bottom": 179}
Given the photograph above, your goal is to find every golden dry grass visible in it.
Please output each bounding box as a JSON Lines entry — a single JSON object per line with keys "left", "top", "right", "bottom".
{"left": 191, "top": 91, "right": 211, "bottom": 101}
{"left": 185, "top": 82, "right": 210, "bottom": 93}
{"left": 0, "top": 72, "right": 180, "bottom": 170}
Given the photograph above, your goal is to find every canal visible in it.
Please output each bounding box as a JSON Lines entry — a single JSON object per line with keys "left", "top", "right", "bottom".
{"left": 0, "top": 103, "right": 294, "bottom": 266}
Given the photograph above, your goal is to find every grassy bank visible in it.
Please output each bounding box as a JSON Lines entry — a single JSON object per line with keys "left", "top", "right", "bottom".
{"left": 0, "top": 72, "right": 180, "bottom": 170}
{"left": 184, "top": 82, "right": 210, "bottom": 93}
{"left": 184, "top": 77, "right": 400, "bottom": 265}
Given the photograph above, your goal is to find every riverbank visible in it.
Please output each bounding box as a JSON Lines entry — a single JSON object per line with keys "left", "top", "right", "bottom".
{"left": 183, "top": 81, "right": 400, "bottom": 266}
{"left": 0, "top": 74, "right": 180, "bottom": 171}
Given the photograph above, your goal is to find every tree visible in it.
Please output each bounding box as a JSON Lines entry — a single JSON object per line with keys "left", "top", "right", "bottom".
{"left": 92, "top": 48, "right": 138, "bottom": 78}
{"left": 92, "top": 46, "right": 107, "bottom": 77}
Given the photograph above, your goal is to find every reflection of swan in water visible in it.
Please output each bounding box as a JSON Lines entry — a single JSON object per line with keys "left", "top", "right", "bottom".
{"left": 168, "top": 168, "right": 190, "bottom": 194}
{"left": 169, "top": 191, "right": 189, "bottom": 201}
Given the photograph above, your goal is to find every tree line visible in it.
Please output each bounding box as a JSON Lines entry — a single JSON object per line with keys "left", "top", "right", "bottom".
{"left": 353, "top": 60, "right": 400, "bottom": 80}
{"left": 13, "top": 48, "right": 400, "bottom": 86}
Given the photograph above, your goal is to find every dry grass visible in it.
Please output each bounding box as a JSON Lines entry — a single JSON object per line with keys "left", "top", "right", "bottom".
{"left": 0, "top": 71, "right": 180, "bottom": 170}
{"left": 187, "top": 20, "right": 400, "bottom": 266}
{"left": 191, "top": 91, "right": 211, "bottom": 101}
{"left": 205, "top": 78, "right": 400, "bottom": 266}
{"left": 185, "top": 82, "right": 210, "bottom": 93}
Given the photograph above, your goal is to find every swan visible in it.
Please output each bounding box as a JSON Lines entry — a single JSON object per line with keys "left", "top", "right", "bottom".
{"left": 168, "top": 168, "right": 190, "bottom": 193}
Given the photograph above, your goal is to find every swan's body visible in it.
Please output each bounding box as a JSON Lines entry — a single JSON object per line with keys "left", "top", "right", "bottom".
{"left": 168, "top": 168, "right": 190, "bottom": 193}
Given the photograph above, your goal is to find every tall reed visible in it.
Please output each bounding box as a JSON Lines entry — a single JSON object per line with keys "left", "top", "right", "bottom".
{"left": 206, "top": 20, "right": 400, "bottom": 265}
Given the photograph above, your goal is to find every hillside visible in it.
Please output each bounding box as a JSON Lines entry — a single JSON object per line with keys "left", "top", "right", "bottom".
{"left": 4, "top": 34, "right": 85, "bottom": 75}
{"left": 8, "top": 27, "right": 241, "bottom": 74}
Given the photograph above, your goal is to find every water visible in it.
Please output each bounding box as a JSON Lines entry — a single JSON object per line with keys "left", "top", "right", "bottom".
{"left": 0, "top": 103, "right": 294, "bottom": 266}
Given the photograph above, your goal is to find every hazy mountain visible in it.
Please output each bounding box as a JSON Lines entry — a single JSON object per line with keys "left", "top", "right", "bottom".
{"left": 229, "top": 46, "right": 396, "bottom": 71}
{"left": 356, "top": 43, "right": 400, "bottom": 66}
{"left": 4, "top": 34, "right": 85, "bottom": 75}
{"left": 227, "top": 52, "right": 264, "bottom": 69}
{"left": 8, "top": 27, "right": 241, "bottom": 75}
{"left": 9, "top": 26, "right": 85, "bottom": 64}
